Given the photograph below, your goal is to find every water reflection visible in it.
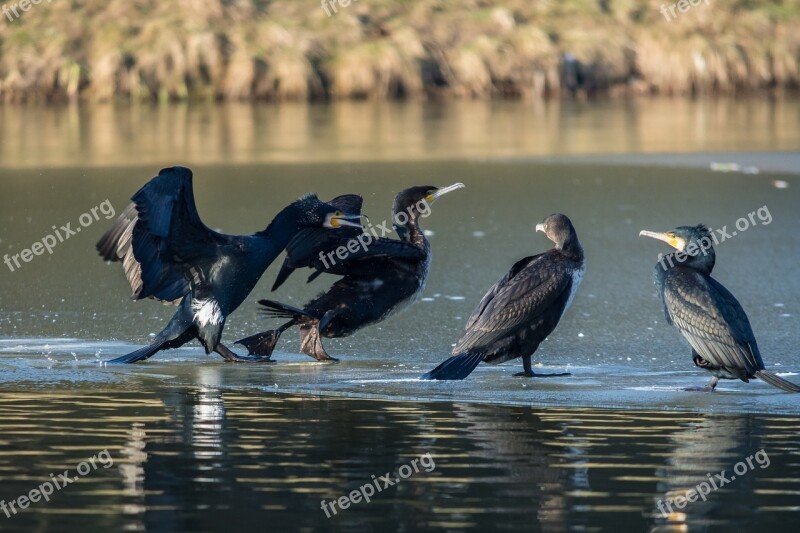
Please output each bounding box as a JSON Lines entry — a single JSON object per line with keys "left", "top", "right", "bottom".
{"left": 0, "top": 388, "right": 798, "bottom": 530}
{"left": 651, "top": 415, "right": 762, "bottom": 532}
{"left": 1, "top": 98, "right": 798, "bottom": 168}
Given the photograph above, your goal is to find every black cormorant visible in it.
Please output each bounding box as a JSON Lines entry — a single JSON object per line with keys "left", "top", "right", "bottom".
{"left": 96, "top": 166, "right": 363, "bottom": 364}
{"left": 422, "top": 213, "right": 585, "bottom": 380}
{"left": 639, "top": 225, "right": 800, "bottom": 392}
{"left": 270, "top": 194, "right": 365, "bottom": 291}
{"left": 235, "top": 183, "right": 465, "bottom": 361}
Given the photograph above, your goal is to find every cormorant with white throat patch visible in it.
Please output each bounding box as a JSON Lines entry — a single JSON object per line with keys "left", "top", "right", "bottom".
{"left": 640, "top": 224, "right": 800, "bottom": 392}
{"left": 96, "top": 166, "right": 363, "bottom": 364}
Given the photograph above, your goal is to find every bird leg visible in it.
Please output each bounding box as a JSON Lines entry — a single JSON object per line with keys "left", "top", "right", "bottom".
{"left": 684, "top": 376, "right": 719, "bottom": 392}
{"left": 215, "top": 342, "right": 274, "bottom": 363}
{"left": 513, "top": 354, "right": 571, "bottom": 377}
{"left": 299, "top": 324, "right": 338, "bottom": 362}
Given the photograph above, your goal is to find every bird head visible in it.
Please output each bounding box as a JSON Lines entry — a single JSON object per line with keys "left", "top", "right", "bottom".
{"left": 536, "top": 213, "right": 578, "bottom": 250}
{"left": 391, "top": 183, "right": 465, "bottom": 219}
{"left": 293, "top": 193, "right": 365, "bottom": 230}
{"left": 639, "top": 224, "right": 713, "bottom": 254}
{"left": 391, "top": 183, "right": 464, "bottom": 240}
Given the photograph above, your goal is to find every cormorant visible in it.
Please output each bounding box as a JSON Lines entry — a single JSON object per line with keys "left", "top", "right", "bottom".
{"left": 639, "top": 225, "right": 800, "bottom": 392}
{"left": 234, "top": 183, "right": 465, "bottom": 361}
{"left": 96, "top": 166, "right": 363, "bottom": 364}
{"left": 422, "top": 213, "right": 585, "bottom": 380}
{"left": 270, "top": 194, "right": 365, "bottom": 292}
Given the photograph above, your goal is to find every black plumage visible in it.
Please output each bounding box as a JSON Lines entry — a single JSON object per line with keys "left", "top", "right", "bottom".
{"left": 422, "top": 213, "right": 585, "bottom": 380}
{"left": 97, "top": 166, "right": 362, "bottom": 364}
{"left": 271, "top": 194, "right": 365, "bottom": 291}
{"left": 640, "top": 224, "right": 800, "bottom": 392}
{"left": 235, "top": 183, "right": 464, "bottom": 361}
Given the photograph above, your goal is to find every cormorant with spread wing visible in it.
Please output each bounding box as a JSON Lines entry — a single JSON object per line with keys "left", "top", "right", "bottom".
{"left": 96, "top": 166, "right": 363, "bottom": 364}
{"left": 235, "top": 183, "right": 464, "bottom": 361}
{"left": 422, "top": 213, "right": 585, "bottom": 380}
{"left": 640, "top": 224, "right": 800, "bottom": 392}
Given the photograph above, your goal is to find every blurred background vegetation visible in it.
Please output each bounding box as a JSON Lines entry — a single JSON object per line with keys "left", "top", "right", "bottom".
{"left": 0, "top": 0, "right": 798, "bottom": 104}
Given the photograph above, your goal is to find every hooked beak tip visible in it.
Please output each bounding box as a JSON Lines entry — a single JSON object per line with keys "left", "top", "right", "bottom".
{"left": 329, "top": 212, "right": 365, "bottom": 229}
{"left": 431, "top": 182, "right": 465, "bottom": 201}
{"left": 535, "top": 223, "right": 545, "bottom": 233}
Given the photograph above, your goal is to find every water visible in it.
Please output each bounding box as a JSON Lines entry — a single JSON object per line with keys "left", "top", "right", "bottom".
{"left": 2, "top": 98, "right": 800, "bottom": 168}
{"left": 1, "top": 100, "right": 799, "bottom": 531}
{"left": 0, "top": 388, "right": 797, "bottom": 531}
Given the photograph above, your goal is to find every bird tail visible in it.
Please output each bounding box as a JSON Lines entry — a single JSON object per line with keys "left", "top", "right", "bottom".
{"left": 107, "top": 342, "right": 162, "bottom": 364}
{"left": 421, "top": 350, "right": 485, "bottom": 381}
{"left": 257, "top": 299, "right": 317, "bottom": 321}
{"left": 755, "top": 370, "right": 800, "bottom": 393}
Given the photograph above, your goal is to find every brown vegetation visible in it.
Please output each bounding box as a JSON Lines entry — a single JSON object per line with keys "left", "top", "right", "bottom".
{"left": 0, "top": 0, "right": 798, "bottom": 103}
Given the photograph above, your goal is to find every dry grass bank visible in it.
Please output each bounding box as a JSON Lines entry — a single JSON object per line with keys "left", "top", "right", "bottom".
{"left": 0, "top": 0, "right": 798, "bottom": 103}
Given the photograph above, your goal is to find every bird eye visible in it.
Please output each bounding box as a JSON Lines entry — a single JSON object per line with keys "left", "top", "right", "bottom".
{"left": 335, "top": 211, "right": 342, "bottom": 217}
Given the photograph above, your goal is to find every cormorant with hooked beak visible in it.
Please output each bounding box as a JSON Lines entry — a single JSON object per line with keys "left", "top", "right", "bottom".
{"left": 640, "top": 224, "right": 800, "bottom": 392}
{"left": 96, "top": 166, "right": 363, "bottom": 364}
{"left": 422, "top": 213, "right": 585, "bottom": 380}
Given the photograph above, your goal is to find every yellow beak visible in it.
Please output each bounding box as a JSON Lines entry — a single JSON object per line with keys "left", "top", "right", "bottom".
{"left": 639, "top": 230, "right": 686, "bottom": 251}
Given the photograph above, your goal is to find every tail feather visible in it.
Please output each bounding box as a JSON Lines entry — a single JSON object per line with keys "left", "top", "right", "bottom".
{"left": 107, "top": 342, "right": 162, "bottom": 364}
{"left": 257, "top": 299, "right": 317, "bottom": 321}
{"left": 421, "top": 350, "right": 485, "bottom": 381}
{"left": 755, "top": 370, "right": 800, "bottom": 393}
{"left": 235, "top": 330, "right": 282, "bottom": 357}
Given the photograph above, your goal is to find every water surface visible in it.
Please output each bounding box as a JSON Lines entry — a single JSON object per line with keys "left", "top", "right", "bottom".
{"left": 1, "top": 100, "right": 799, "bottom": 530}
{"left": 0, "top": 388, "right": 798, "bottom": 532}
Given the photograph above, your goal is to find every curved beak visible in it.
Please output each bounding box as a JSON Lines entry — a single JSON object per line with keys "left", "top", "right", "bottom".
{"left": 325, "top": 212, "right": 367, "bottom": 229}
{"left": 639, "top": 230, "right": 684, "bottom": 251}
{"left": 535, "top": 223, "right": 545, "bottom": 233}
{"left": 427, "top": 182, "right": 465, "bottom": 203}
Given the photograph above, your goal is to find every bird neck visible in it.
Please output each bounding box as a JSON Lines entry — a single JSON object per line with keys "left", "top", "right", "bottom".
{"left": 394, "top": 211, "right": 428, "bottom": 249}
{"left": 255, "top": 205, "right": 302, "bottom": 258}
{"left": 557, "top": 234, "right": 584, "bottom": 262}
{"left": 659, "top": 246, "right": 716, "bottom": 276}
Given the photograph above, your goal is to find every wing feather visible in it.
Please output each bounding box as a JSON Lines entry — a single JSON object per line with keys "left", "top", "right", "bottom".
{"left": 664, "top": 271, "right": 762, "bottom": 374}
{"left": 454, "top": 253, "right": 572, "bottom": 354}
{"left": 272, "top": 194, "right": 364, "bottom": 290}
{"left": 96, "top": 166, "right": 227, "bottom": 303}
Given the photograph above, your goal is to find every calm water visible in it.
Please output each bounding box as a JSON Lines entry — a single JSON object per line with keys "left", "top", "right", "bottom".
{"left": 0, "top": 389, "right": 798, "bottom": 532}
{"left": 1, "top": 100, "right": 799, "bottom": 531}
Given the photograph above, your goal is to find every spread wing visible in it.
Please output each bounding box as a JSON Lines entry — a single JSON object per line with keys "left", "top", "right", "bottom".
{"left": 96, "top": 166, "right": 230, "bottom": 303}
{"left": 663, "top": 270, "right": 763, "bottom": 374}
{"left": 271, "top": 194, "right": 364, "bottom": 291}
{"left": 454, "top": 253, "right": 572, "bottom": 354}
